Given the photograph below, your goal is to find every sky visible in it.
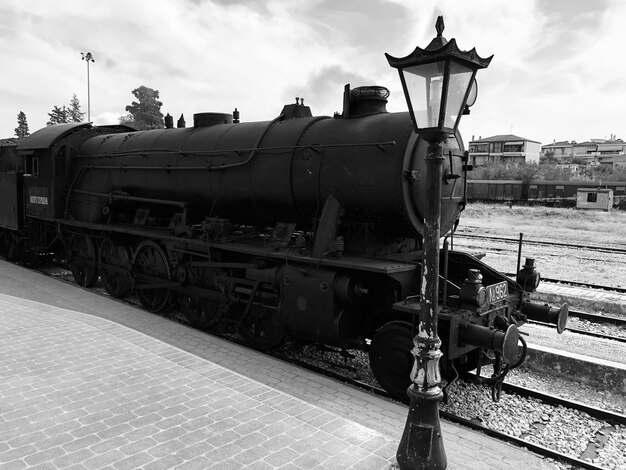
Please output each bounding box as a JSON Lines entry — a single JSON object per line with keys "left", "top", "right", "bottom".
{"left": 1, "top": 0, "right": 624, "bottom": 146}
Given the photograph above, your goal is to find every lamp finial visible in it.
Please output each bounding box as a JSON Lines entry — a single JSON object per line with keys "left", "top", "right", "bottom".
{"left": 435, "top": 16, "right": 445, "bottom": 37}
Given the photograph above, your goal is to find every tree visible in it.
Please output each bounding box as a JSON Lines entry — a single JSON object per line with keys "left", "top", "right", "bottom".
{"left": 14, "top": 111, "right": 30, "bottom": 138}
{"left": 123, "top": 86, "right": 164, "bottom": 130}
{"left": 46, "top": 94, "right": 84, "bottom": 126}
{"left": 47, "top": 105, "right": 69, "bottom": 126}
{"left": 68, "top": 93, "right": 85, "bottom": 123}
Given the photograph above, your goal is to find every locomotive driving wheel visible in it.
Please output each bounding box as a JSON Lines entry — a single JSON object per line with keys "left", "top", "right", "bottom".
{"left": 368, "top": 321, "right": 414, "bottom": 402}
{"left": 98, "top": 238, "right": 132, "bottom": 299}
{"left": 133, "top": 240, "right": 173, "bottom": 312}
{"left": 69, "top": 235, "right": 99, "bottom": 287}
{"left": 180, "top": 296, "right": 223, "bottom": 330}
{"left": 177, "top": 263, "right": 223, "bottom": 330}
{"left": 4, "top": 233, "right": 25, "bottom": 262}
{"left": 239, "top": 293, "right": 284, "bottom": 351}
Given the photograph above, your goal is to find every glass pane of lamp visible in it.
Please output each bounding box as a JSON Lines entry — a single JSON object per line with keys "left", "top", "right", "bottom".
{"left": 444, "top": 62, "right": 473, "bottom": 130}
{"left": 402, "top": 62, "right": 445, "bottom": 129}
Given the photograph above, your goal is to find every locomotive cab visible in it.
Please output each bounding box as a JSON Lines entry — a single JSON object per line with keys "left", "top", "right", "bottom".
{"left": 16, "top": 123, "right": 94, "bottom": 220}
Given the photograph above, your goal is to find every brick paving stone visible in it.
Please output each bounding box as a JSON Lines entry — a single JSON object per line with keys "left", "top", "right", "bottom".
{"left": 82, "top": 449, "right": 126, "bottom": 470}
{"left": 111, "top": 451, "right": 154, "bottom": 470}
{"left": 179, "top": 414, "right": 215, "bottom": 431}
{"left": 0, "top": 445, "right": 38, "bottom": 464}
{"left": 127, "top": 413, "right": 163, "bottom": 429}
{"left": 355, "top": 453, "right": 395, "bottom": 470}
{"left": 62, "top": 434, "right": 101, "bottom": 453}
{"left": 144, "top": 454, "right": 185, "bottom": 470}
{"left": 263, "top": 447, "right": 300, "bottom": 467}
{"left": 33, "top": 433, "right": 74, "bottom": 452}
{"left": 173, "top": 455, "right": 212, "bottom": 470}
{"left": 89, "top": 436, "right": 130, "bottom": 455}
{"left": 3, "top": 460, "right": 28, "bottom": 470}
{"left": 6, "top": 432, "right": 48, "bottom": 449}
{"left": 207, "top": 459, "right": 245, "bottom": 470}
{"left": 23, "top": 446, "right": 66, "bottom": 467}
{"left": 118, "top": 436, "right": 159, "bottom": 456}
{"left": 152, "top": 415, "right": 187, "bottom": 432}
{"left": 294, "top": 448, "right": 333, "bottom": 468}
{"left": 261, "top": 433, "right": 298, "bottom": 452}
{"left": 52, "top": 448, "right": 96, "bottom": 469}
{"left": 151, "top": 425, "right": 189, "bottom": 443}
{"left": 230, "top": 418, "right": 267, "bottom": 436}
{"left": 203, "top": 441, "right": 244, "bottom": 462}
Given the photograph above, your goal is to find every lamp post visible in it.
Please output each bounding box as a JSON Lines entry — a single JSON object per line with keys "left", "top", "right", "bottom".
{"left": 386, "top": 17, "right": 492, "bottom": 469}
{"left": 81, "top": 52, "right": 95, "bottom": 122}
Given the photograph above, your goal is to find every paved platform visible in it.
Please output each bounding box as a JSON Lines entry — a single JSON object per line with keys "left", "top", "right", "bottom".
{"left": 534, "top": 282, "right": 626, "bottom": 317}
{"left": 0, "top": 260, "right": 561, "bottom": 469}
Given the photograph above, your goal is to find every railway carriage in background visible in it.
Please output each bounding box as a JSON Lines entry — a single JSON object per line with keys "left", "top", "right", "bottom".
{"left": 467, "top": 179, "right": 626, "bottom": 206}
{"left": 0, "top": 85, "right": 568, "bottom": 401}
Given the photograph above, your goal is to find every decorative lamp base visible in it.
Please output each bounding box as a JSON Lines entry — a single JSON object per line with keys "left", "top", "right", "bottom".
{"left": 395, "top": 385, "right": 446, "bottom": 470}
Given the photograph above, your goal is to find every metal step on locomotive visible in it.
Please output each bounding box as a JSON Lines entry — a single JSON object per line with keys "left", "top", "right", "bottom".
{"left": 0, "top": 82, "right": 568, "bottom": 402}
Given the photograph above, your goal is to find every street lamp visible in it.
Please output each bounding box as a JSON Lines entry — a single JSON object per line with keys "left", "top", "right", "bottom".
{"left": 81, "top": 52, "right": 95, "bottom": 122}
{"left": 386, "top": 17, "right": 492, "bottom": 470}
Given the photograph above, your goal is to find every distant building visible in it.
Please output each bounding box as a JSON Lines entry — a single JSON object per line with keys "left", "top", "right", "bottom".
{"left": 541, "top": 141, "right": 573, "bottom": 160}
{"left": 576, "top": 188, "right": 613, "bottom": 211}
{"left": 541, "top": 136, "right": 626, "bottom": 167}
{"left": 468, "top": 134, "right": 541, "bottom": 166}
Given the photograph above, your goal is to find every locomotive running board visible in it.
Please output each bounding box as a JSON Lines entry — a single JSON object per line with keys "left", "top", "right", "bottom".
{"left": 36, "top": 216, "right": 421, "bottom": 275}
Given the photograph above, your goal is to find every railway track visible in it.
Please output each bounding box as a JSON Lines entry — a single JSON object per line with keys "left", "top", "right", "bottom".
{"left": 454, "top": 232, "right": 626, "bottom": 256}
{"left": 539, "top": 278, "right": 626, "bottom": 295}
{"left": 276, "top": 347, "right": 625, "bottom": 470}
{"left": 529, "top": 308, "right": 626, "bottom": 344}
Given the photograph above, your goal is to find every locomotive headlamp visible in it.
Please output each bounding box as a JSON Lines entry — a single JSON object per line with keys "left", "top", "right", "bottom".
{"left": 386, "top": 16, "right": 492, "bottom": 142}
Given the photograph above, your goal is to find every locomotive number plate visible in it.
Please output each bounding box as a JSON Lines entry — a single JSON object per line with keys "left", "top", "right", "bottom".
{"left": 486, "top": 281, "right": 509, "bottom": 303}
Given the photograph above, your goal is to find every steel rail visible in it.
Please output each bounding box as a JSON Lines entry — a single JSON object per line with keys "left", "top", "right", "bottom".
{"left": 455, "top": 232, "right": 626, "bottom": 255}
{"left": 539, "top": 278, "right": 626, "bottom": 295}
{"left": 509, "top": 275, "right": 626, "bottom": 295}
{"left": 500, "top": 382, "right": 626, "bottom": 426}
{"left": 569, "top": 309, "right": 626, "bottom": 326}
{"left": 528, "top": 319, "right": 626, "bottom": 344}
{"left": 503, "top": 272, "right": 626, "bottom": 296}
{"left": 272, "top": 350, "right": 610, "bottom": 470}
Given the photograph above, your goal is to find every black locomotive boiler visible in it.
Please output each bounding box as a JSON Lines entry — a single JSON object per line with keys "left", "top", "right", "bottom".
{"left": 0, "top": 85, "right": 568, "bottom": 400}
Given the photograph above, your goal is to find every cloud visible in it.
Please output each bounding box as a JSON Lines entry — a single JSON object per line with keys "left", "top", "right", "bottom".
{"left": 0, "top": 0, "right": 624, "bottom": 145}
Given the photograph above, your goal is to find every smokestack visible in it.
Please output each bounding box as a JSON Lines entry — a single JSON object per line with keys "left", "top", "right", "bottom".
{"left": 164, "top": 113, "right": 173, "bottom": 129}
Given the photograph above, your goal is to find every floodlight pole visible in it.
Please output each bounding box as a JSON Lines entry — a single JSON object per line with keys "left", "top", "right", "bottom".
{"left": 81, "top": 52, "right": 95, "bottom": 122}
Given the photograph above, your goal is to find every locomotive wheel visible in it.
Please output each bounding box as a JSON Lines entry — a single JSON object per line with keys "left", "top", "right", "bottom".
{"left": 368, "top": 321, "right": 414, "bottom": 402}
{"left": 5, "top": 233, "right": 25, "bottom": 262}
{"left": 0, "top": 231, "right": 7, "bottom": 257}
{"left": 133, "top": 241, "right": 173, "bottom": 312}
{"left": 180, "top": 296, "right": 222, "bottom": 330}
{"left": 239, "top": 301, "right": 285, "bottom": 351}
{"left": 177, "top": 263, "right": 222, "bottom": 330}
{"left": 69, "top": 235, "right": 99, "bottom": 287}
{"left": 99, "top": 238, "right": 132, "bottom": 299}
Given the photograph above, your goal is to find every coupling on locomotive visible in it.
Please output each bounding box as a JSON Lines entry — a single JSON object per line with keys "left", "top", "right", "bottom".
{"left": 0, "top": 81, "right": 568, "bottom": 402}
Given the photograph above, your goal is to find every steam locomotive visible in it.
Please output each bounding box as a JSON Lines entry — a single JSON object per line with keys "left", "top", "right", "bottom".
{"left": 0, "top": 84, "right": 568, "bottom": 400}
